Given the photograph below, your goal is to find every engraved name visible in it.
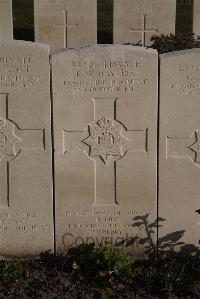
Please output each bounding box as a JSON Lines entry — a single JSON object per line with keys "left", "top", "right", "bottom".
{"left": 64, "top": 208, "right": 147, "bottom": 237}
{"left": 125, "top": 0, "right": 153, "bottom": 12}
{"left": 171, "top": 64, "right": 200, "bottom": 95}
{"left": 0, "top": 212, "right": 49, "bottom": 232}
{"left": 64, "top": 59, "right": 148, "bottom": 93}
{"left": 0, "top": 56, "right": 40, "bottom": 88}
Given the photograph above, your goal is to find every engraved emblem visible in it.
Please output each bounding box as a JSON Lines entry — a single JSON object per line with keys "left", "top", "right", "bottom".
{"left": 188, "top": 130, "right": 200, "bottom": 164}
{"left": 0, "top": 116, "right": 21, "bottom": 165}
{"left": 83, "top": 116, "right": 127, "bottom": 164}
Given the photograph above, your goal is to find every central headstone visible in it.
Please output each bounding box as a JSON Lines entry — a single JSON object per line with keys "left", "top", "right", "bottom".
{"left": 113, "top": 0, "right": 176, "bottom": 47}
{"left": 34, "top": 0, "right": 97, "bottom": 52}
{"left": 0, "top": 41, "right": 53, "bottom": 257}
{"left": 0, "top": 0, "right": 13, "bottom": 40}
{"left": 52, "top": 45, "right": 158, "bottom": 257}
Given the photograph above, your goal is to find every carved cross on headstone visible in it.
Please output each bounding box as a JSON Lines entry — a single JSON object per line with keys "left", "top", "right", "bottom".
{"left": 0, "top": 93, "right": 45, "bottom": 208}
{"left": 129, "top": 14, "right": 157, "bottom": 46}
{"left": 167, "top": 130, "right": 200, "bottom": 166}
{"left": 63, "top": 97, "right": 148, "bottom": 206}
{"left": 54, "top": 10, "right": 78, "bottom": 47}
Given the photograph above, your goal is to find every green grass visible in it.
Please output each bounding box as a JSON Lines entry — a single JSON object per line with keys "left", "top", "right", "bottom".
{"left": 11, "top": 0, "right": 194, "bottom": 43}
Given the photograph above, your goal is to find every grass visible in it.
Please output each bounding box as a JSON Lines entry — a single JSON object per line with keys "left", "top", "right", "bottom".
{"left": 12, "top": 0, "right": 193, "bottom": 43}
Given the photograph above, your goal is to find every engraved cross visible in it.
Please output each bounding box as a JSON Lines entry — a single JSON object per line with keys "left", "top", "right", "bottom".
{"left": 0, "top": 93, "right": 45, "bottom": 207}
{"left": 63, "top": 97, "right": 148, "bottom": 206}
{"left": 129, "top": 14, "right": 157, "bottom": 46}
{"left": 167, "top": 130, "right": 200, "bottom": 166}
{"left": 54, "top": 10, "right": 78, "bottom": 47}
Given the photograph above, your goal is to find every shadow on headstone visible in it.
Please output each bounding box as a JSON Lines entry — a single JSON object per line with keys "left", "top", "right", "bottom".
{"left": 122, "top": 214, "right": 200, "bottom": 260}
{"left": 58, "top": 210, "right": 199, "bottom": 260}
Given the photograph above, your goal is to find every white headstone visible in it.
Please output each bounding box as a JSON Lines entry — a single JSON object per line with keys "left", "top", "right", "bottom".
{"left": 193, "top": 0, "right": 200, "bottom": 36}
{"left": 159, "top": 49, "right": 200, "bottom": 255}
{"left": 34, "top": 0, "right": 97, "bottom": 52}
{"left": 113, "top": 0, "right": 176, "bottom": 47}
{"left": 52, "top": 45, "right": 158, "bottom": 257}
{"left": 0, "top": 40, "right": 53, "bottom": 257}
{"left": 0, "top": 0, "right": 13, "bottom": 40}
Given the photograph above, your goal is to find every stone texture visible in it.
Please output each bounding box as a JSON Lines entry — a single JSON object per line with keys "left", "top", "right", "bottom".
{"left": 34, "top": 0, "right": 97, "bottom": 52}
{"left": 113, "top": 0, "right": 176, "bottom": 47}
{"left": 193, "top": 0, "right": 200, "bottom": 36}
{"left": 0, "top": 0, "right": 13, "bottom": 40}
{"left": 52, "top": 45, "right": 158, "bottom": 257}
{"left": 159, "top": 49, "right": 200, "bottom": 254}
{"left": 0, "top": 40, "right": 53, "bottom": 257}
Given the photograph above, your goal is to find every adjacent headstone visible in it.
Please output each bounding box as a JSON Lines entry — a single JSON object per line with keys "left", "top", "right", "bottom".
{"left": 159, "top": 49, "right": 200, "bottom": 254}
{"left": 113, "top": 0, "right": 176, "bottom": 47}
{"left": 0, "top": 40, "right": 53, "bottom": 257}
{"left": 34, "top": 0, "right": 97, "bottom": 52}
{"left": 193, "top": 0, "right": 200, "bottom": 36}
{"left": 52, "top": 45, "right": 158, "bottom": 257}
{"left": 0, "top": 0, "right": 13, "bottom": 40}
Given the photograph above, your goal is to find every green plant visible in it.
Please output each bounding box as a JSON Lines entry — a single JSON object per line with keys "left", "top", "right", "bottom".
{"left": 68, "top": 244, "right": 135, "bottom": 285}
{"left": 0, "top": 260, "right": 23, "bottom": 282}
{"left": 150, "top": 33, "right": 200, "bottom": 54}
{"left": 161, "top": 262, "right": 186, "bottom": 296}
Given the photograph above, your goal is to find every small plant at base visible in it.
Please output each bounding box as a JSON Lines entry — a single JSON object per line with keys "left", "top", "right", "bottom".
{"left": 0, "top": 260, "right": 23, "bottom": 282}
{"left": 161, "top": 262, "right": 186, "bottom": 297}
{"left": 69, "top": 243, "right": 135, "bottom": 285}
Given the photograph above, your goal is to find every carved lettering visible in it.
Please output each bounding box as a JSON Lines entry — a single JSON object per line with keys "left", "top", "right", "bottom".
{"left": 64, "top": 60, "right": 147, "bottom": 93}
{"left": 63, "top": 208, "right": 147, "bottom": 238}
{"left": 0, "top": 56, "right": 40, "bottom": 88}
{"left": 171, "top": 65, "right": 200, "bottom": 95}
{"left": 125, "top": 0, "right": 153, "bottom": 13}
{"left": 0, "top": 211, "right": 49, "bottom": 232}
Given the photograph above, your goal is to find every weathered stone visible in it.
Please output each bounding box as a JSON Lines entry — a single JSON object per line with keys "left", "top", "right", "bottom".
{"left": 113, "top": 0, "right": 176, "bottom": 47}
{"left": 34, "top": 0, "right": 97, "bottom": 52}
{"left": 0, "top": 40, "right": 53, "bottom": 257}
{"left": 159, "top": 49, "right": 200, "bottom": 254}
{"left": 0, "top": 0, "right": 13, "bottom": 40}
{"left": 52, "top": 45, "right": 158, "bottom": 257}
{"left": 193, "top": 0, "right": 200, "bottom": 36}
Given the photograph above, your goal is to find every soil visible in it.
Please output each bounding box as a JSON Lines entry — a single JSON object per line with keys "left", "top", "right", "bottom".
{"left": 0, "top": 255, "right": 199, "bottom": 299}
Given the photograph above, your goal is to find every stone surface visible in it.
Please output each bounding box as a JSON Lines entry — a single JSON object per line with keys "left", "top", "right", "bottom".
{"left": 113, "top": 0, "right": 176, "bottom": 47}
{"left": 159, "top": 49, "right": 200, "bottom": 254}
{"left": 52, "top": 45, "right": 158, "bottom": 257}
{"left": 34, "top": 0, "right": 97, "bottom": 52}
{"left": 0, "top": 0, "right": 13, "bottom": 40}
{"left": 0, "top": 40, "right": 53, "bottom": 257}
{"left": 193, "top": 0, "right": 200, "bottom": 36}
